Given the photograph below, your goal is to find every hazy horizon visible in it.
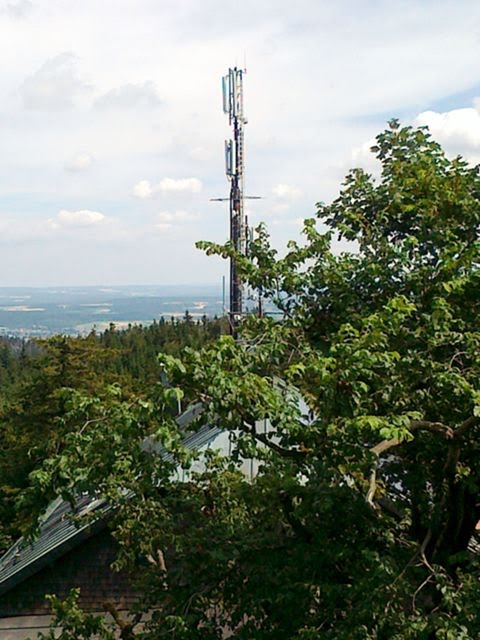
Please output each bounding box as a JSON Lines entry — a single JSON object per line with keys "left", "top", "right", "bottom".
{"left": 0, "top": 282, "right": 223, "bottom": 291}
{"left": 0, "top": 283, "right": 228, "bottom": 337}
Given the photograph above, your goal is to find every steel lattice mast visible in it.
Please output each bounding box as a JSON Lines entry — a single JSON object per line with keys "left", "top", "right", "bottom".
{"left": 223, "top": 67, "right": 248, "bottom": 334}
{"left": 211, "top": 68, "right": 260, "bottom": 335}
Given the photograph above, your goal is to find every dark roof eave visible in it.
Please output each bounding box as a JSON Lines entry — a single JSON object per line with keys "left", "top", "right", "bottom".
{"left": 0, "top": 516, "right": 107, "bottom": 596}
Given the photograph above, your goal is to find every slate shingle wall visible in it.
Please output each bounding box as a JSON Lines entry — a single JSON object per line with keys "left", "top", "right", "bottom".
{"left": 0, "top": 530, "right": 137, "bottom": 617}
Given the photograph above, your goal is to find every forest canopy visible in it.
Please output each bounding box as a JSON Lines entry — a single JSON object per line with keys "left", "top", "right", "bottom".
{"left": 3, "top": 121, "right": 480, "bottom": 639}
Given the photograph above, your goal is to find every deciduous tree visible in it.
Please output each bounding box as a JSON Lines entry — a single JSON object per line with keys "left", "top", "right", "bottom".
{"left": 33, "top": 122, "right": 480, "bottom": 639}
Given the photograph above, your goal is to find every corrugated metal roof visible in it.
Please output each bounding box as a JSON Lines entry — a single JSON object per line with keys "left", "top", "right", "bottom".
{"left": 0, "top": 494, "right": 110, "bottom": 596}
{"left": 0, "top": 404, "right": 221, "bottom": 596}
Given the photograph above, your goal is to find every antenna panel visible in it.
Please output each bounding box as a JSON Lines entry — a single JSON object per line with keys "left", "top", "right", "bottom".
{"left": 234, "top": 69, "right": 243, "bottom": 120}
{"left": 222, "top": 75, "right": 229, "bottom": 114}
{"left": 230, "top": 70, "right": 237, "bottom": 118}
{"left": 223, "top": 68, "right": 246, "bottom": 124}
{"left": 224, "top": 140, "right": 233, "bottom": 176}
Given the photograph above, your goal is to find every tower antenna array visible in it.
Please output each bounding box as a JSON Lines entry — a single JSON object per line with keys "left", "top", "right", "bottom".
{"left": 211, "top": 67, "right": 260, "bottom": 335}
{"left": 224, "top": 67, "right": 247, "bottom": 334}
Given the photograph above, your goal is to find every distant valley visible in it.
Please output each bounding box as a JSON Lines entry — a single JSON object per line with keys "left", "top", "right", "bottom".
{"left": 0, "top": 285, "right": 225, "bottom": 337}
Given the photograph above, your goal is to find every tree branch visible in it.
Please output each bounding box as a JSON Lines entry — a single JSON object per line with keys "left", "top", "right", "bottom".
{"left": 367, "top": 420, "right": 455, "bottom": 506}
{"left": 103, "top": 602, "right": 141, "bottom": 640}
{"left": 410, "top": 420, "right": 454, "bottom": 438}
{"left": 453, "top": 415, "right": 478, "bottom": 439}
{"left": 366, "top": 467, "right": 377, "bottom": 509}
{"left": 370, "top": 437, "right": 401, "bottom": 457}
{"left": 370, "top": 420, "right": 454, "bottom": 457}
{"left": 251, "top": 429, "right": 306, "bottom": 461}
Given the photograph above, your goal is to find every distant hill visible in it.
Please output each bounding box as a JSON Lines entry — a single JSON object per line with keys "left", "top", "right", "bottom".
{"left": 0, "top": 285, "right": 226, "bottom": 337}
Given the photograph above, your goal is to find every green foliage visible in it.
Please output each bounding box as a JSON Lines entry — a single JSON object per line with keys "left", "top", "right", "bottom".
{"left": 14, "top": 123, "right": 480, "bottom": 638}
{"left": 0, "top": 317, "right": 227, "bottom": 548}
{"left": 32, "top": 590, "right": 116, "bottom": 640}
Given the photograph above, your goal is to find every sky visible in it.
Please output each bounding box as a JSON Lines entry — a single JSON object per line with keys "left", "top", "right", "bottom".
{"left": 2, "top": 0, "right": 480, "bottom": 286}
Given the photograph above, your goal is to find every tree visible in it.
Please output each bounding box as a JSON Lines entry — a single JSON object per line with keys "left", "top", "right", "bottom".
{"left": 31, "top": 122, "right": 480, "bottom": 639}
{"left": 0, "top": 319, "right": 228, "bottom": 549}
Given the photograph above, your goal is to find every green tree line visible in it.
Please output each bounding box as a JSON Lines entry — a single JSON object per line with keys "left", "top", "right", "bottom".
{"left": 0, "top": 315, "right": 227, "bottom": 550}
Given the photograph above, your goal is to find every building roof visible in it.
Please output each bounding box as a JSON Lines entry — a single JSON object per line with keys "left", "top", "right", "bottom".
{"left": 0, "top": 494, "right": 109, "bottom": 597}
{"left": 0, "top": 404, "right": 222, "bottom": 597}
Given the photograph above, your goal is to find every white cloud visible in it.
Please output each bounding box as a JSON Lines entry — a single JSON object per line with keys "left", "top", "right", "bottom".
{"left": 415, "top": 107, "right": 480, "bottom": 151}
{"left": 271, "top": 217, "right": 303, "bottom": 227}
{"left": 156, "top": 210, "right": 196, "bottom": 223}
{"left": 272, "top": 183, "right": 302, "bottom": 200}
{"left": 0, "top": 211, "right": 136, "bottom": 249}
{"left": 0, "top": 212, "right": 105, "bottom": 241}
{"left": 95, "top": 81, "right": 161, "bottom": 109}
{"left": 133, "top": 177, "right": 202, "bottom": 199}
{"left": 154, "top": 222, "right": 173, "bottom": 232}
{"left": 0, "top": 216, "right": 32, "bottom": 242}
{"left": 19, "top": 53, "right": 90, "bottom": 111}
{"left": 188, "top": 146, "right": 213, "bottom": 161}
{"left": 64, "top": 152, "right": 94, "bottom": 172}
{"left": 2, "top": 0, "right": 33, "bottom": 18}
{"left": 268, "top": 202, "right": 290, "bottom": 216}
{"left": 132, "top": 180, "right": 154, "bottom": 199}
{"left": 158, "top": 177, "right": 202, "bottom": 194}
{"left": 48, "top": 209, "right": 106, "bottom": 230}
{"left": 267, "top": 183, "right": 302, "bottom": 215}
{"left": 153, "top": 210, "right": 198, "bottom": 234}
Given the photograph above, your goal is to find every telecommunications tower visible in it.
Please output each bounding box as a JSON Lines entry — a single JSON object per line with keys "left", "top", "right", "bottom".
{"left": 223, "top": 67, "right": 247, "bottom": 333}
{"left": 212, "top": 67, "right": 260, "bottom": 335}
{"left": 212, "top": 67, "right": 259, "bottom": 335}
